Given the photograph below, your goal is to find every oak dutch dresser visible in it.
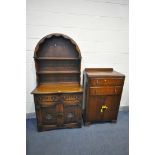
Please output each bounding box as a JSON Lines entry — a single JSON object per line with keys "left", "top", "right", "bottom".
{"left": 83, "top": 68, "right": 125, "bottom": 125}
{"left": 31, "top": 33, "right": 83, "bottom": 131}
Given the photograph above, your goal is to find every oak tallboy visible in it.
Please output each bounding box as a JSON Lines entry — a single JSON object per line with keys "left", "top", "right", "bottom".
{"left": 83, "top": 68, "right": 125, "bottom": 125}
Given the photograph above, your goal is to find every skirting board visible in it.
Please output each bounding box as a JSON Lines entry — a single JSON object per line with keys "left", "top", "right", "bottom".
{"left": 26, "top": 106, "right": 129, "bottom": 119}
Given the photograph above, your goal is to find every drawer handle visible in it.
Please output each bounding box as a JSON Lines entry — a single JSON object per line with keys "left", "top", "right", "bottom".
{"left": 100, "top": 105, "right": 108, "bottom": 113}
{"left": 102, "top": 105, "right": 108, "bottom": 109}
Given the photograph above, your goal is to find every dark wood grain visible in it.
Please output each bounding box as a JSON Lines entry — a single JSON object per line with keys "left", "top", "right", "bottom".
{"left": 32, "top": 83, "right": 83, "bottom": 94}
{"left": 83, "top": 68, "right": 125, "bottom": 125}
{"left": 31, "top": 33, "right": 83, "bottom": 131}
{"left": 90, "top": 78, "right": 124, "bottom": 86}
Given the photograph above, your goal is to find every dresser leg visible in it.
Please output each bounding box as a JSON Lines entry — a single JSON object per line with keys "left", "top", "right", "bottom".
{"left": 84, "top": 122, "right": 91, "bottom": 126}
{"left": 37, "top": 125, "right": 43, "bottom": 132}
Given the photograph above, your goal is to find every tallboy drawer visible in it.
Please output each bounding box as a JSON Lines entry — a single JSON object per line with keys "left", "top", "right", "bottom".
{"left": 35, "top": 95, "right": 59, "bottom": 105}
{"left": 90, "top": 78, "right": 124, "bottom": 86}
{"left": 89, "top": 86, "right": 122, "bottom": 95}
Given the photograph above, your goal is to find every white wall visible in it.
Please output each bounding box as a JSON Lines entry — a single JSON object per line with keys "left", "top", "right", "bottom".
{"left": 26, "top": 0, "right": 129, "bottom": 113}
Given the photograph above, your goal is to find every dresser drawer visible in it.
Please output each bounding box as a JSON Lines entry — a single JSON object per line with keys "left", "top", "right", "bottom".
{"left": 61, "top": 94, "right": 82, "bottom": 106}
{"left": 89, "top": 86, "right": 122, "bottom": 95}
{"left": 34, "top": 95, "right": 59, "bottom": 105}
{"left": 90, "top": 78, "right": 124, "bottom": 86}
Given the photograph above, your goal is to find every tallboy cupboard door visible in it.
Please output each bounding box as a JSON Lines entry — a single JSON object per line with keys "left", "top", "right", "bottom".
{"left": 87, "top": 95, "right": 121, "bottom": 122}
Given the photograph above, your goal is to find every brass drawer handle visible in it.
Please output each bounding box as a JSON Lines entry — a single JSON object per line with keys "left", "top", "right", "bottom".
{"left": 102, "top": 105, "right": 108, "bottom": 109}
{"left": 100, "top": 105, "right": 108, "bottom": 112}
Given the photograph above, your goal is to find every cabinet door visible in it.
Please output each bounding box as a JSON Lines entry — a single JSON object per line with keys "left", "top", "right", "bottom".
{"left": 61, "top": 94, "right": 82, "bottom": 124}
{"left": 40, "top": 105, "right": 57, "bottom": 125}
{"left": 35, "top": 93, "right": 82, "bottom": 128}
{"left": 63, "top": 105, "right": 81, "bottom": 124}
{"left": 87, "top": 95, "right": 121, "bottom": 122}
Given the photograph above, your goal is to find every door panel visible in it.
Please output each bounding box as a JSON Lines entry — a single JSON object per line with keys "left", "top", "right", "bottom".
{"left": 64, "top": 105, "right": 81, "bottom": 124}
{"left": 87, "top": 95, "right": 121, "bottom": 122}
{"left": 35, "top": 93, "right": 82, "bottom": 128}
{"left": 41, "top": 105, "right": 57, "bottom": 125}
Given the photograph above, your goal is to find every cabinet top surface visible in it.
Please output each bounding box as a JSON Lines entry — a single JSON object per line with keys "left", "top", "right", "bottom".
{"left": 32, "top": 83, "right": 83, "bottom": 94}
{"left": 84, "top": 68, "right": 125, "bottom": 78}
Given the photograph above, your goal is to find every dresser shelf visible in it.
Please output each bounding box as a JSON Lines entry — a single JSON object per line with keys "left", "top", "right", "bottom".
{"left": 34, "top": 57, "right": 80, "bottom": 60}
{"left": 36, "top": 71, "right": 80, "bottom": 74}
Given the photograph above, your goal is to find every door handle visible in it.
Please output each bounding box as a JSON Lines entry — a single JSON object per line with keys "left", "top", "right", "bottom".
{"left": 100, "top": 105, "right": 108, "bottom": 112}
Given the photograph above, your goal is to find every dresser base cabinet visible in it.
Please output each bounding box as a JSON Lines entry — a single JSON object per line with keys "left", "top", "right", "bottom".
{"left": 83, "top": 68, "right": 125, "bottom": 125}
{"left": 33, "top": 89, "right": 83, "bottom": 131}
{"left": 34, "top": 93, "right": 82, "bottom": 131}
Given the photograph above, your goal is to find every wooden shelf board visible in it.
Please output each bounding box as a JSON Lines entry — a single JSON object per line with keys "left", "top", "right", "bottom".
{"left": 34, "top": 57, "right": 80, "bottom": 60}
{"left": 36, "top": 71, "right": 80, "bottom": 74}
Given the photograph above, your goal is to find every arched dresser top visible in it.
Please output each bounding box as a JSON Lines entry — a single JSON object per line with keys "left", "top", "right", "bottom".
{"left": 34, "top": 33, "right": 81, "bottom": 59}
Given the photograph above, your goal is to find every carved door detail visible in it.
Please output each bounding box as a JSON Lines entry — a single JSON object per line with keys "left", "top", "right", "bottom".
{"left": 63, "top": 105, "right": 81, "bottom": 124}
{"left": 62, "top": 94, "right": 82, "bottom": 105}
{"left": 36, "top": 94, "right": 82, "bottom": 127}
{"left": 41, "top": 106, "right": 57, "bottom": 125}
